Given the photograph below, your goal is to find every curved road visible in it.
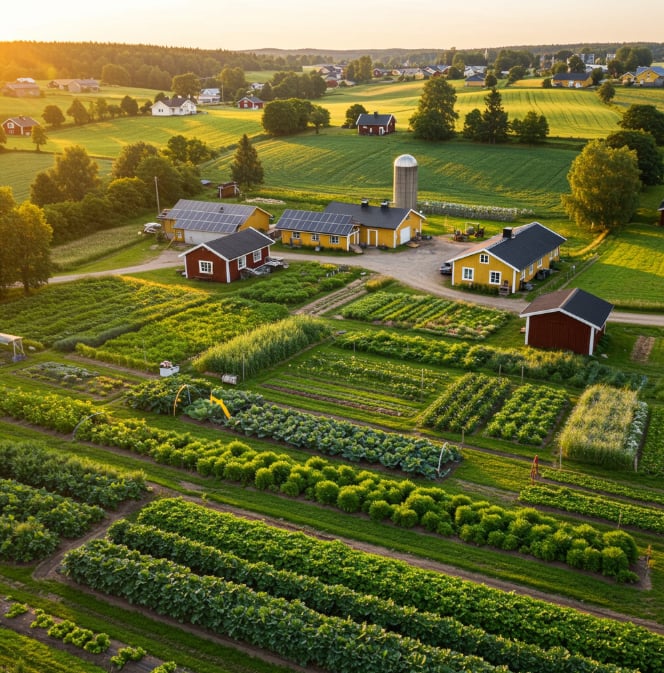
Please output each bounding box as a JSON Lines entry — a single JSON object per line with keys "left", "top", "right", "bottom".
{"left": 51, "top": 236, "right": 664, "bottom": 326}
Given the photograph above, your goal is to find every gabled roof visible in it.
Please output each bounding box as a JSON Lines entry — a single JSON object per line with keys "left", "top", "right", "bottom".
{"left": 465, "top": 73, "right": 486, "bottom": 82}
{"left": 324, "top": 201, "right": 423, "bottom": 231}
{"left": 356, "top": 112, "right": 395, "bottom": 126}
{"left": 2, "top": 116, "right": 39, "bottom": 127}
{"left": 448, "top": 222, "right": 566, "bottom": 270}
{"left": 166, "top": 199, "right": 270, "bottom": 234}
{"left": 520, "top": 288, "right": 613, "bottom": 330}
{"left": 157, "top": 96, "right": 195, "bottom": 108}
{"left": 239, "top": 96, "right": 263, "bottom": 104}
{"left": 276, "top": 209, "right": 357, "bottom": 237}
{"left": 552, "top": 72, "right": 592, "bottom": 81}
{"left": 636, "top": 65, "right": 664, "bottom": 77}
{"left": 178, "top": 227, "right": 273, "bottom": 261}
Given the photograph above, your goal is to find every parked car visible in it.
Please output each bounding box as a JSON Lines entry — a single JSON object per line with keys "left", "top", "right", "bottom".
{"left": 143, "top": 222, "right": 162, "bottom": 234}
{"left": 440, "top": 262, "right": 452, "bottom": 275}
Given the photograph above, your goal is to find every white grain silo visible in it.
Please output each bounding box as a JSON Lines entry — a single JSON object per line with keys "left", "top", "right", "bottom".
{"left": 393, "top": 154, "right": 418, "bottom": 211}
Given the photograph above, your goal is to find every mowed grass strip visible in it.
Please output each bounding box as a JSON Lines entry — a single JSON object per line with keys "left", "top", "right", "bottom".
{"left": 572, "top": 224, "right": 664, "bottom": 309}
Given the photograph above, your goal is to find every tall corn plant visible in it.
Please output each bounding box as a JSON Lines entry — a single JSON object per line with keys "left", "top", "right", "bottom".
{"left": 193, "top": 315, "right": 331, "bottom": 379}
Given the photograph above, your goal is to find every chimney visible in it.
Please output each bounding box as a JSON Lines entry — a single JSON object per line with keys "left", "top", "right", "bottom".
{"left": 381, "top": 200, "right": 389, "bottom": 209}
{"left": 360, "top": 198, "right": 369, "bottom": 208}
{"left": 502, "top": 227, "right": 513, "bottom": 239}
{"left": 374, "top": 111, "right": 379, "bottom": 117}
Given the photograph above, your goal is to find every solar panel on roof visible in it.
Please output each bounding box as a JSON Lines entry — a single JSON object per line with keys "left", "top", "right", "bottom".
{"left": 276, "top": 209, "right": 355, "bottom": 236}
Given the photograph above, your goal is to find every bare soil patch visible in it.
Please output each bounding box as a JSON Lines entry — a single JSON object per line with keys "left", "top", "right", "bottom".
{"left": 631, "top": 335, "right": 655, "bottom": 363}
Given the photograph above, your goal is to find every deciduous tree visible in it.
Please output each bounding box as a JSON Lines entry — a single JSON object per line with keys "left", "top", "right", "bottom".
{"left": 112, "top": 142, "right": 159, "bottom": 179}
{"left": 605, "top": 130, "right": 664, "bottom": 185}
{"left": 511, "top": 111, "right": 549, "bottom": 144}
{"left": 171, "top": 72, "right": 200, "bottom": 98}
{"left": 120, "top": 95, "right": 139, "bottom": 116}
{"left": 344, "top": 103, "right": 367, "bottom": 128}
{"left": 31, "top": 125, "right": 47, "bottom": 152}
{"left": 409, "top": 77, "right": 458, "bottom": 141}
{"left": 42, "top": 104, "right": 65, "bottom": 128}
{"left": 309, "top": 105, "right": 330, "bottom": 134}
{"left": 562, "top": 140, "right": 641, "bottom": 231}
{"left": 597, "top": 81, "right": 616, "bottom": 105}
{"left": 52, "top": 145, "right": 100, "bottom": 201}
{"left": 67, "top": 99, "right": 90, "bottom": 125}
{"left": 619, "top": 104, "right": 664, "bottom": 145}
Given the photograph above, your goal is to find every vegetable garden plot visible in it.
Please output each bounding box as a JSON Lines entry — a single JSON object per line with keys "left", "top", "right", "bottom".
{"left": 422, "top": 373, "right": 510, "bottom": 434}
{"left": 485, "top": 383, "right": 568, "bottom": 445}
{"left": 76, "top": 298, "right": 289, "bottom": 370}
{"left": 639, "top": 405, "right": 664, "bottom": 476}
{"left": 125, "top": 499, "right": 658, "bottom": 673}
{"left": 340, "top": 291, "right": 509, "bottom": 340}
{"left": 0, "top": 276, "right": 208, "bottom": 349}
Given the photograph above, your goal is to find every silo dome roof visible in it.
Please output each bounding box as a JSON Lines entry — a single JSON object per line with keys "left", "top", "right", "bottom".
{"left": 394, "top": 154, "right": 418, "bottom": 167}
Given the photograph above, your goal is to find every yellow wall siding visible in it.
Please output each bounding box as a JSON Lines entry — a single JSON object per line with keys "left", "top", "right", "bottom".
{"left": 239, "top": 210, "right": 270, "bottom": 232}
{"left": 280, "top": 230, "right": 349, "bottom": 251}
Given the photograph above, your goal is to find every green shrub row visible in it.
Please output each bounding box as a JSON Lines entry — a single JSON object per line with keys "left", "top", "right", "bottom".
{"left": 108, "top": 519, "right": 633, "bottom": 673}
{"left": 137, "top": 498, "right": 661, "bottom": 673}
{"left": 29, "top": 608, "right": 110, "bottom": 654}
{"left": 64, "top": 539, "right": 506, "bottom": 673}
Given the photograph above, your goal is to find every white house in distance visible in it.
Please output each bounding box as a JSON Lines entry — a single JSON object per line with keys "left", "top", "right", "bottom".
{"left": 151, "top": 96, "right": 197, "bottom": 116}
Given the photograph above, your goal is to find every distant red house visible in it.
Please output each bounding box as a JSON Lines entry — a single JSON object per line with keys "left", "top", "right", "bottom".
{"left": 178, "top": 227, "right": 274, "bottom": 283}
{"left": 2, "top": 116, "right": 39, "bottom": 136}
{"left": 237, "top": 96, "right": 264, "bottom": 110}
{"left": 520, "top": 288, "right": 613, "bottom": 355}
{"left": 356, "top": 112, "right": 396, "bottom": 135}
{"left": 218, "top": 181, "right": 240, "bottom": 198}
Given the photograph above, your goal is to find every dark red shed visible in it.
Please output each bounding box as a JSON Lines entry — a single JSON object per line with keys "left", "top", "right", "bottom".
{"left": 520, "top": 288, "right": 613, "bottom": 356}
{"left": 178, "top": 227, "right": 274, "bottom": 283}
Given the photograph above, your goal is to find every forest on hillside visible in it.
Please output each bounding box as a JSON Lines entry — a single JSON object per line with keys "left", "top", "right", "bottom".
{"left": 2, "top": 40, "right": 663, "bottom": 91}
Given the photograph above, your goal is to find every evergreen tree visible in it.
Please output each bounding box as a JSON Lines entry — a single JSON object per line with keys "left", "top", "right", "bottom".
{"left": 409, "top": 77, "right": 458, "bottom": 141}
{"left": 481, "top": 88, "right": 509, "bottom": 143}
{"left": 230, "top": 134, "right": 264, "bottom": 189}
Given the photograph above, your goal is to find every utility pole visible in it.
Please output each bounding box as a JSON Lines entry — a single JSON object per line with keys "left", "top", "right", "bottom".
{"left": 154, "top": 176, "right": 160, "bottom": 215}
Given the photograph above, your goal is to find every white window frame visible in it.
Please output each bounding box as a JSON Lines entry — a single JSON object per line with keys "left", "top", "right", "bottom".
{"left": 489, "top": 270, "right": 502, "bottom": 285}
{"left": 292, "top": 231, "right": 300, "bottom": 240}
{"left": 238, "top": 255, "right": 247, "bottom": 270}
{"left": 462, "top": 267, "right": 474, "bottom": 281}
{"left": 198, "top": 260, "right": 213, "bottom": 274}
{"left": 529, "top": 263, "right": 534, "bottom": 275}
{"left": 311, "top": 233, "right": 320, "bottom": 242}
{"left": 479, "top": 253, "right": 489, "bottom": 264}
{"left": 537, "top": 257, "right": 543, "bottom": 268}
{"left": 330, "top": 235, "right": 339, "bottom": 245}
{"left": 252, "top": 249, "right": 262, "bottom": 263}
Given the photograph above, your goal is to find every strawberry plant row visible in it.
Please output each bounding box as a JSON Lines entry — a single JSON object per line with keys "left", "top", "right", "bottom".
{"left": 340, "top": 292, "right": 507, "bottom": 339}
{"left": 520, "top": 484, "right": 664, "bottom": 537}
{"left": 333, "top": 330, "right": 643, "bottom": 389}
{"left": 63, "top": 539, "right": 506, "bottom": 673}
{"left": 485, "top": 383, "right": 568, "bottom": 445}
{"left": 137, "top": 498, "right": 661, "bottom": 673}
{"left": 422, "top": 373, "right": 510, "bottom": 433}
{"left": 107, "top": 518, "right": 633, "bottom": 673}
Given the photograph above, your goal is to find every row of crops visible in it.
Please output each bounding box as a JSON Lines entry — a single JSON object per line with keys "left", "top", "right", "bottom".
{"left": 0, "top": 440, "right": 147, "bottom": 562}
{"left": 62, "top": 498, "right": 663, "bottom": 673}
{"left": 0, "top": 385, "right": 643, "bottom": 580}
{"left": 340, "top": 291, "right": 509, "bottom": 339}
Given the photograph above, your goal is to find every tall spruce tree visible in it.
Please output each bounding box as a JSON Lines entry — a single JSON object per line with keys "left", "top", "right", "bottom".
{"left": 230, "top": 134, "right": 264, "bottom": 189}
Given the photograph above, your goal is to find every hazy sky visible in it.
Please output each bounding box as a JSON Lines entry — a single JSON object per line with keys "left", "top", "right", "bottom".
{"left": 3, "top": 0, "right": 663, "bottom": 53}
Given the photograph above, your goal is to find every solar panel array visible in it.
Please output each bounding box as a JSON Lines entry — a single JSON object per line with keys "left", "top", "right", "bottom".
{"left": 276, "top": 209, "right": 356, "bottom": 236}
{"left": 169, "top": 200, "right": 254, "bottom": 233}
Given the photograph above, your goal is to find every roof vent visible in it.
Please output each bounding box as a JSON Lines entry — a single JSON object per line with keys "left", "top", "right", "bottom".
{"left": 381, "top": 200, "right": 389, "bottom": 209}
{"left": 219, "top": 206, "right": 224, "bottom": 212}
{"left": 502, "top": 227, "right": 513, "bottom": 239}
{"left": 374, "top": 111, "right": 379, "bottom": 117}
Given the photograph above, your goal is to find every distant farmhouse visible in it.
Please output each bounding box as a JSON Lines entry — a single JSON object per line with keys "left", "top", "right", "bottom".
{"left": 1, "top": 116, "right": 40, "bottom": 136}
{"left": 633, "top": 65, "right": 664, "bottom": 87}
{"left": 2, "top": 81, "right": 41, "bottom": 97}
{"left": 151, "top": 96, "right": 197, "bottom": 116}
{"left": 356, "top": 112, "right": 396, "bottom": 136}
{"left": 198, "top": 88, "right": 220, "bottom": 104}
{"left": 551, "top": 72, "right": 593, "bottom": 88}
{"left": 237, "top": 96, "right": 264, "bottom": 110}
{"left": 48, "top": 78, "right": 100, "bottom": 93}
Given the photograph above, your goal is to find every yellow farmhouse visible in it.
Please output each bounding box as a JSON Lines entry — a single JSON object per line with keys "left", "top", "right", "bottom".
{"left": 160, "top": 200, "right": 271, "bottom": 245}
{"left": 324, "top": 200, "right": 425, "bottom": 248}
{"left": 447, "top": 222, "right": 566, "bottom": 294}
{"left": 276, "top": 210, "right": 360, "bottom": 251}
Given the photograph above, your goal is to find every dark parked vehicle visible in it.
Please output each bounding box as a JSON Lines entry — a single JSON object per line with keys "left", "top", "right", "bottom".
{"left": 440, "top": 262, "right": 452, "bottom": 275}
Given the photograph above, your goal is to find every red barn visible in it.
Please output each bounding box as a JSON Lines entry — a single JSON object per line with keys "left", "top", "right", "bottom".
{"left": 178, "top": 227, "right": 275, "bottom": 283}
{"left": 237, "top": 96, "right": 264, "bottom": 110}
{"left": 520, "top": 288, "right": 613, "bottom": 356}
{"left": 356, "top": 112, "right": 396, "bottom": 135}
{"left": 2, "top": 116, "right": 39, "bottom": 136}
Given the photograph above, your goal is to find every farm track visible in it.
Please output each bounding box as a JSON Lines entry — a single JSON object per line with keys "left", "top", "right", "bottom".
{"left": 50, "top": 239, "right": 664, "bottom": 326}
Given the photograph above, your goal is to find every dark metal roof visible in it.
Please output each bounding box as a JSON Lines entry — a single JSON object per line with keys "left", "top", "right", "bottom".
{"left": 3, "top": 116, "right": 39, "bottom": 127}
{"left": 552, "top": 72, "right": 592, "bottom": 81}
{"left": 520, "top": 288, "right": 613, "bottom": 330}
{"left": 450, "top": 222, "right": 566, "bottom": 270}
{"left": 167, "top": 199, "right": 267, "bottom": 234}
{"left": 276, "top": 209, "right": 357, "bottom": 236}
{"left": 324, "top": 201, "right": 417, "bottom": 231}
{"left": 356, "top": 112, "right": 395, "bottom": 126}
{"left": 179, "top": 227, "right": 273, "bottom": 261}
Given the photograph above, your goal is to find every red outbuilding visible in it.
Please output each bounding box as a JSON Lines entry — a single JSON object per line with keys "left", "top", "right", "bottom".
{"left": 520, "top": 288, "right": 613, "bottom": 356}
